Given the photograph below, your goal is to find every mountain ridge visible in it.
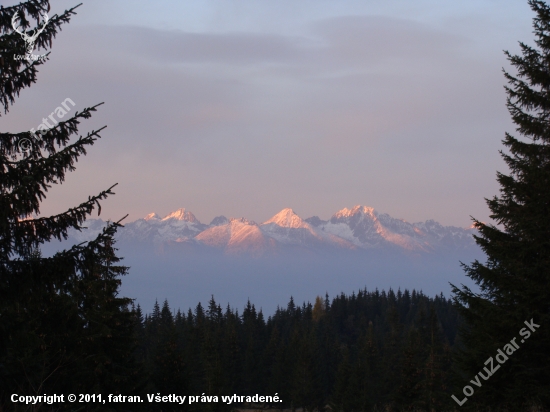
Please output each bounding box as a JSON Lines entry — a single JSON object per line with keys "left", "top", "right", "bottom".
{"left": 70, "top": 205, "right": 477, "bottom": 256}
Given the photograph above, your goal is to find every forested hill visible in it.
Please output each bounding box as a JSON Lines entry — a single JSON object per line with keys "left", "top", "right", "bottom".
{"left": 133, "top": 288, "right": 460, "bottom": 411}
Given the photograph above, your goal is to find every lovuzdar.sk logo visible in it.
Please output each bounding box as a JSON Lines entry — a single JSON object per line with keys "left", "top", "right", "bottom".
{"left": 11, "top": 10, "right": 49, "bottom": 62}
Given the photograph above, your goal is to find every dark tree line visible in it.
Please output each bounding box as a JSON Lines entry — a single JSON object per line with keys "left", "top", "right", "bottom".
{"left": 132, "top": 289, "right": 460, "bottom": 411}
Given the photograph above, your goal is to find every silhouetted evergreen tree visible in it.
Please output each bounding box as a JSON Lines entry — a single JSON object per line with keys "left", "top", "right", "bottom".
{"left": 201, "top": 296, "right": 225, "bottom": 407}
{"left": 290, "top": 325, "right": 324, "bottom": 412}
{"left": 153, "top": 302, "right": 187, "bottom": 409}
{"left": 418, "top": 306, "right": 452, "bottom": 410}
{"left": 452, "top": 1, "right": 550, "bottom": 409}
{"left": 0, "top": 2, "right": 138, "bottom": 409}
{"left": 381, "top": 302, "right": 404, "bottom": 406}
{"left": 331, "top": 346, "right": 353, "bottom": 412}
{"left": 358, "top": 321, "right": 381, "bottom": 410}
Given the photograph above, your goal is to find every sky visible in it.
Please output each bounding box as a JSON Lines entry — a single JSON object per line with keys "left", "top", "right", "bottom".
{"left": 2, "top": 0, "right": 536, "bottom": 227}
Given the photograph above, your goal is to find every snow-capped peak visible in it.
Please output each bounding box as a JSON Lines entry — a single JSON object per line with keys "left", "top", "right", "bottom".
{"left": 162, "top": 208, "right": 198, "bottom": 222}
{"left": 144, "top": 212, "right": 160, "bottom": 221}
{"left": 332, "top": 205, "right": 376, "bottom": 219}
{"left": 263, "top": 208, "right": 309, "bottom": 229}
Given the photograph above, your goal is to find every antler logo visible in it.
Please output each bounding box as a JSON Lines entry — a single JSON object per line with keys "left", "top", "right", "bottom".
{"left": 11, "top": 11, "right": 49, "bottom": 61}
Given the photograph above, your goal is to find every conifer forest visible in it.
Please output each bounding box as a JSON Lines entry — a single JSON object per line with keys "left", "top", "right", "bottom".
{"left": 131, "top": 290, "right": 458, "bottom": 411}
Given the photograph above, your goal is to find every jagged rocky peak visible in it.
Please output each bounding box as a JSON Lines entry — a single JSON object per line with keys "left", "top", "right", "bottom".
{"left": 331, "top": 205, "right": 376, "bottom": 222}
{"left": 144, "top": 212, "right": 161, "bottom": 221}
{"left": 263, "top": 208, "right": 308, "bottom": 228}
{"left": 162, "top": 208, "right": 198, "bottom": 222}
{"left": 210, "top": 216, "right": 229, "bottom": 226}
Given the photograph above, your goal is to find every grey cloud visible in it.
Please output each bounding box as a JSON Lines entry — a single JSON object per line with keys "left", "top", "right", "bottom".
{"left": 70, "top": 14, "right": 470, "bottom": 70}
{"left": 82, "top": 25, "right": 304, "bottom": 64}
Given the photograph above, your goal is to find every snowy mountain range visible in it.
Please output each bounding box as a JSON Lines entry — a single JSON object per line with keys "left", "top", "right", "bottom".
{"left": 71, "top": 205, "right": 477, "bottom": 256}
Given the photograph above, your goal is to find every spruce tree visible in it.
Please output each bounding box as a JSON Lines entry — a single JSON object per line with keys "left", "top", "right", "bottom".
{"left": 358, "top": 321, "right": 380, "bottom": 410}
{"left": 0, "top": 0, "right": 137, "bottom": 406}
{"left": 222, "top": 304, "right": 241, "bottom": 396}
{"left": 330, "top": 346, "right": 352, "bottom": 412}
{"left": 452, "top": 0, "right": 550, "bottom": 408}
{"left": 152, "top": 301, "right": 187, "bottom": 402}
